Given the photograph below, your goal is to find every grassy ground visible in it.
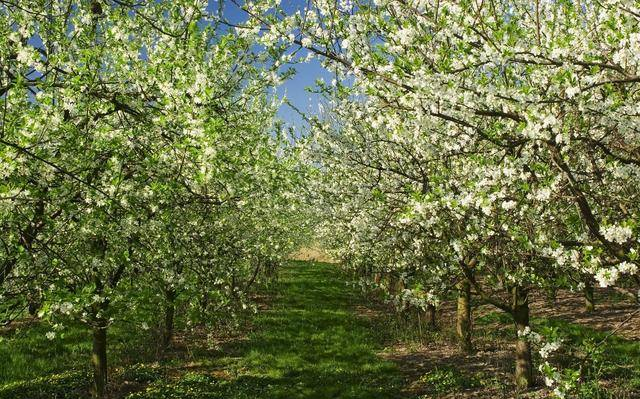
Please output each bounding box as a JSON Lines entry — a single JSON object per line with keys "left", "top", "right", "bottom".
{"left": 0, "top": 261, "right": 407, "bottom": 398}
{"left": 131, "top": 261, "right": 407, "bottom": 398}
{"left": 3, "top": 261, "right": 638, "bottom": 398}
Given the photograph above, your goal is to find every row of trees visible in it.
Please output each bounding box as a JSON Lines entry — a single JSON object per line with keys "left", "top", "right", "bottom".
{"left": 3, "top": 0, "right": 639, "bottom": 395}
{"left": 1, "top": 1, "right": 307, "bottom": 397}
{"left": 235, "top": 0, "right": 640, "bottom": 393}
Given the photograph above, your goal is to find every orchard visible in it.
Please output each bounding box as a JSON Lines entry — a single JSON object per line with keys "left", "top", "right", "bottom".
{"left": 1, "top": 1, "right": 639, "bottom": 398}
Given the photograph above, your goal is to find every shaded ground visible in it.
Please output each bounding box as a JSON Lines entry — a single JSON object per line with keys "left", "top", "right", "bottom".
{"left": 3, "top": 263, "right": 639, "bottom": 398}
{"left": 529, "top": 289, "right": 640, "bottom": 340}
{"left": 171, "top": 261, "right": 408, "bottom": 398}
{"left": 368, "top": 289, "right": 640, "bottom": 398}
{"left": 0, "top": 261, "right": 409, "bottom": 399}
{"left": 121, "top": 261, "right": 409, "bottom": 398}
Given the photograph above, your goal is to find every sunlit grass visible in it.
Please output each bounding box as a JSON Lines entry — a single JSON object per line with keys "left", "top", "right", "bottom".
{"left": 6, "top": 262, "right": 636, "bottom": 398}
{"left": 1, "top": 261, "right": 407, "bottom": 398}
{"left": 153, "top": 261, "right": 407, "bottom": 399}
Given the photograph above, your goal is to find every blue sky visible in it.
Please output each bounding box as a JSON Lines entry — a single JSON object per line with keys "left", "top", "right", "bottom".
{"left": 207, "top": 0, "right": 332, "bottom": 134}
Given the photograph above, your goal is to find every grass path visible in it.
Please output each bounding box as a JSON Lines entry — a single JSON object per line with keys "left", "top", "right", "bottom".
{"left": 170, "top": 261, "right": 408, "bottom": 399}
{"left": 1, "top": 261, "right": 409, "bottom": 398}
{"left": 134, "top": 261, "right": 640, "bottom": 399}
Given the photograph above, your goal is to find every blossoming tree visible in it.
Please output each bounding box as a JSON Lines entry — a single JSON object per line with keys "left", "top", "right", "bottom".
{"left": 236, "top": 0, "right": 640, "bottom": 390}
{"left": 1, "top": 1, "right": 306, "bottom": 397}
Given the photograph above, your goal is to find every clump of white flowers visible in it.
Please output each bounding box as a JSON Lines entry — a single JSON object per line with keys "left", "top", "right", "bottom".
{"left": 396, "top": 287, "right": 438, "bottom": 311}
{"left": 595, "top": 261, "right": 639, "bottom": 287}
{"left": 595, "top": 267, "right": 620, "bottom": 288}
{"left": 501, "top": 200, "right": 517, "bottom": 211}
{"left": 617, "top": 261, "right": 638, "bottom": 275}
{"left": 600, "top": 224, "right": 633, "bottom": 245}
{"left": 540, "top": 341, "right": 562, "bottom": 360}
{"left": 520, "top": 327, "right": 575, "bottom": 398}
{"left": 517, "top": 326, "right": 542, "bottom": 343}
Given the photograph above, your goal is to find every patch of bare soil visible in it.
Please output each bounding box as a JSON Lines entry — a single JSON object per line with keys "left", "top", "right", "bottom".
{"left": 0, "top": 316, "right": 40, "bottom": 335}
{"left": 383, "top": 342, "right": 531, "bottom": 398}
{"left": 250, "top": 291, "right": 275, "bottom": 311}
{"left": 354, "top": 304, "right": 387, "bottom": 319}
{"left": 107, "top": 379, "right": 147, "bottom": 399}
{"left": 289, "top": 246, "right": 337, "bottom": 263}
{"left": 377, "top": 314, "right": 546, "bottom": 398}
{"left": 109, "top": 297, "right": 268, "bottom": 399}
{"left": 529, "top": 288, "right": 640, "bottom": 341}
{"left": 359, "top": 289, "right": 639, "bottom": 398}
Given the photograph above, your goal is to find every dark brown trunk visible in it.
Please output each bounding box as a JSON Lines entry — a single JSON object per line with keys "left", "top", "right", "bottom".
{"left": 90, "top": 266, "right": 109, "bottom": 398}
{"left": 584, "top": 277, "right": 595, "bottom": 313}
{"left": 200, "top": 291, "right": 209, "bottom": 314}
{"left": 456, "top": 280, "right": 473, "bottom": 353}
{"left": 394, "top": 277, "right": 405, "bottom": 295}
{"left": 387, "top": 275, "right": 397, "bottom": 295}
{"left": 28, "top": 297, "right": 40, "bottom": 316}
{"left": 427, "top": 303, "right": 437, "bottom": 330}
{"left": 545, "top": 286, "right": 557, "bottom": 307}
{"left": 163, "top": 288, "right": 176, "bottom": 348}
{"left": 513, "top": 286, "right": 533, "bottom": 390}
{"left": 92, "top": 322, "right": 108, "bottom": 398}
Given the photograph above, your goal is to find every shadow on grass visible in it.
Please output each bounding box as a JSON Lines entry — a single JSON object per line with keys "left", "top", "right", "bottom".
{"left": 131, "top": 261, "right": 408, "bottom": 398}
{"left": 1, "top": 262, "right": 409, "bottom": 398}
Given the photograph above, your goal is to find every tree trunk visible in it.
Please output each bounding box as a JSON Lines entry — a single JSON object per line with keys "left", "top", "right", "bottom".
{"left": 387, "top": 274, "right": 397, "bottom": 295}
{"left": 90, "top": 273, "right": 109, "bottom": 398}
{"left": 198, "top": 288, "right": 207, "bottom": 310}
{"left": 163, "top": 288, "right": 176, "bottom": 348}
{"left": 427, "top": 303, "right": 437, "bottom": 330}
{"left": 544, "top": 286, "right": 557, "bottom": 307}
{"left": 28, "top": 296, "right": 40, "bottom": 316}
{"left": 92, "top": 322, "right": 108, "bottom": 398}
{"left": 394, "top": 277, "right": 405, "bottom": 295}
{"left": 513, "top": 286, "right": 533, "bottom": 390}
{"left": 456, "top": 280, "right": 473, "bottom": 353}
{"left": 584, "top": 277, "right": 595, "bottom": 313}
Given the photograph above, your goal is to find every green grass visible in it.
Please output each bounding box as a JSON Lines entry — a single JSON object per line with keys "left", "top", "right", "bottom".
{"left": 1, "top": 261, "right": 408, "bottom": 398}
{"left": 0, "top": 321, "right": 91, "bottom": 383}
{"left": 537, "top": 317, "right": 640, "bottom": 396}
{"left": 0, "top": 317, "right": 160, "bottom": 385}
{"left": 0, "top": 316, "right": 163, "bottom": 399}
{"left": 417, "top": 366, "right": 479, "bottom": 394}
{"left": 3, "top": 262, "right": 639, "bottom": 398}
{"left": 131, "top": 261, "right": 407, "bottom": 398}
{"left": 475, "top": 310, "right": 640, "bottom": 377}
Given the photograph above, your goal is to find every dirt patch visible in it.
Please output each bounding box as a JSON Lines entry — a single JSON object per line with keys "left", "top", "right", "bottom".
{"left": 289, "top": 246, "right": 337, "bottom": 263}
{"left": 383, "top": 343, "right": 535, "bottom": 398}
{"left": 107, "top": 380, "right": 147, "bottom": 399}
{"left": 528, "top": 288, "right": 640, "bottom": 341}
{"left": 353, "top": 304, "right": 387, "bottom": 319}
{"left": 0, "top": 316, "right": 40, "bottom": 335}
{"left": 375, "top": 311, "right": 544, "bottom": 398}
